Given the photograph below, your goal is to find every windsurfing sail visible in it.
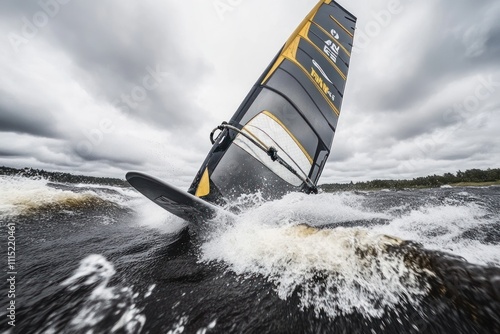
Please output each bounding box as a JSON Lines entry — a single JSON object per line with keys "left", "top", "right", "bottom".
{"left": 189, "top": 0, "right": 356, "bottom": 203}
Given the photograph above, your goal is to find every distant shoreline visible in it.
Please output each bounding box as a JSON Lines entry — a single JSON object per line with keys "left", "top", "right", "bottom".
{"left": 320, "top": 168, "right": 500, "bottom": 192}
{"left": 0, "top": 166, "right": 130, "bottom": 188}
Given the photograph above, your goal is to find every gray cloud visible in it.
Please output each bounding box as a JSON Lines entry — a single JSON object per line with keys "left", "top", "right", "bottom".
{"left": 371, "top": 2, "right": 499, "bottom": 112}
{"left": 0, "top": 150, "right": 23, "bottom": 157}
{"left": 3, "top": 0, "right": 212, "bottom": 130}
{"left": 0, "top": 93, "right": 59, "bottom": 138}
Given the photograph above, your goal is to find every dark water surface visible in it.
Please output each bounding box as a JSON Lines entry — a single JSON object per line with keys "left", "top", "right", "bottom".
{"left": 0, "top": 176, "right": 499, "bottom": 333}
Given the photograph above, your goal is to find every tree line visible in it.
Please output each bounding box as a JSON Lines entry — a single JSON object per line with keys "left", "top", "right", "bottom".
{"left": 320, "top": 168, "right": 500, "bottom": 192}
{"left": 0, "top": 166, "right": 130, "bottom": 187}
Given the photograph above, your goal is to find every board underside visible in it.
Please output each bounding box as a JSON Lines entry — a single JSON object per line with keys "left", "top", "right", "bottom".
{"left": 126, "top": 172, "right": 227, "bottom": 224}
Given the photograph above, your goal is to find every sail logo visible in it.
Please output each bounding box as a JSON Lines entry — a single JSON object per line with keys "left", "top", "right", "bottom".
{"left": 324, "top": 40, "right": 340, "bottom": 63}
{"left": 310, "top": 60, "right": 335, "bottom": 102}
{"left": 330, "top": 29, "right": 340, "bottom": 40}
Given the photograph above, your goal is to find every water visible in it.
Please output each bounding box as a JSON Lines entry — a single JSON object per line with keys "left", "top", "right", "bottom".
{"left": 0, "top": 175, "right": 499, "bottom": 333}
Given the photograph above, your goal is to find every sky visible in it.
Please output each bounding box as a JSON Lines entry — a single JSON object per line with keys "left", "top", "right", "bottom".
{"left": 0, "top": 0, "right": 499, "bottom": 187}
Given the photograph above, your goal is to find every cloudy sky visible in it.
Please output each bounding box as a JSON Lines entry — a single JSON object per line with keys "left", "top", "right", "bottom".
{"left": 1, "top": 0, "right": 499, "bottom": 187}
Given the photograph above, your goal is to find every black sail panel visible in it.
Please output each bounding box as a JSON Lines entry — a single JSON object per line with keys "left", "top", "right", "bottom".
{"left": 189, "top": 0, "right": 356, "bottom": 202}
{"left": 266, "top": 67, "right": 334, "bottom": 147}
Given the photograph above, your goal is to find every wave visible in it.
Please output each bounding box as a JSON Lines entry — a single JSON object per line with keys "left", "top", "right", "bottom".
{"left": 0, "top": 176, "right": 124, "bottom": 217}
{"left": 202, "top": 223, "right": 432, "bottom": 318}
{"left": 371, "top": 191, "right": 500, "bottom": 266}
{"left": 200, "top": 190, "right": 500, "bottom": 320}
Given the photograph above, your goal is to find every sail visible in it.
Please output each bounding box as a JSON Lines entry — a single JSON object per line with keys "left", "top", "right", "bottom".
{"left": 189, "top": 0, "right": 356, "bottom": 203}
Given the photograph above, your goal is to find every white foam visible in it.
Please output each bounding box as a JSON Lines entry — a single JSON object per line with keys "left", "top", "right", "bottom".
{"left": 0, "top": 176, "right": 101, "bottom": 216}
{"left": 227, "top": 192, "right": 389, "bottom": 228}
{"left": 0, "top": 175, "right": 142, "bottom": 218}
{"left": 196, "top": 319, "right": 217, "bottom": 334}
{"left": 145, "top": 284, "right": 156, "bottom": 298}
{"left": 373, "top": 200, "right": 500, "bottom": 266}
{"left": 89, "top": 185, "right": 138, "bottom": 206}
{"left": 0, "top": 175, "right": 187, "bottom": 234}
{"left": 167, "top": 316, "right": 188, "bottom": 334}
{"left": 61, "top": 254, "right": 146, "bottom": 333}
{"left": 62, "top": 254, "right": 116, "bottom": 295}
{"left": 127, "top": 195, "right": 187, "bottom": 234}
{"left": 200, "top": 189, "right": 500, "bottom": 318}
{"left": 201, "top": 192, "right": 430, "bottom": 318}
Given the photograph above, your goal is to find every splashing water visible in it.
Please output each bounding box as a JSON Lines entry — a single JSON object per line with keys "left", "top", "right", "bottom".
{"left": 200, "top": 192, "right": 436, "bottom": 318}
{"left": 0, "top": 176, "right": 118, "bottom": 217}
{"left": 45, "top": 254, "right": 146, "bottom": 334}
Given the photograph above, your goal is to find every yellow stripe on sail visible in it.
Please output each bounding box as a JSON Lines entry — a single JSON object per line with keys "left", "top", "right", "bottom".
{"left": 195, "top": 168, "right": 210, "bottom": 197}
{"left": 261, "top": 0, "right": 332, "bottom": 84}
